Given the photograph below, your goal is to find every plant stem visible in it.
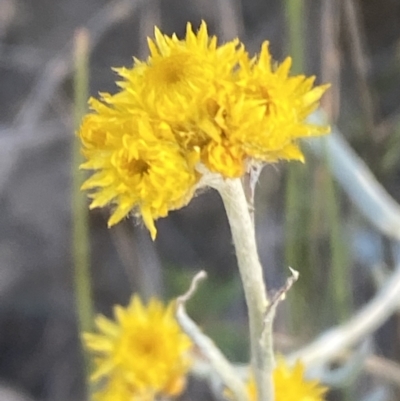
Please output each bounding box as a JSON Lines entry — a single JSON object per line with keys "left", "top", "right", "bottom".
{"left": 284, "top": 0, "right": 304, "bottom": 74}
{"left": 72, "top": 28, "right": 93, "bottom": 379}
{"left": 217, "top": 178, "right": 273, "bottom": 401}
{"left": 283, "top": 0, "right": 309, "bottom": 334}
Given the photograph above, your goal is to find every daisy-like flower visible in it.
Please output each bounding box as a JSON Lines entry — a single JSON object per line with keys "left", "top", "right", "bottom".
{"left": 115, "top": 22, "right": 242, "bottom": 124}
{"left": 232, "top": 42, "right": 330, "bottom": 163}
{"left": 245, "top": 359, "right": 328, "bottom": 401}
{"left": 84, "top": 296, "right": 192, "bottom": 401}
{"left": 80, "top": 108, "right": 197, "bottom": 238}
{"left": 78, "top": 21, "right": 329, "bottom": 237}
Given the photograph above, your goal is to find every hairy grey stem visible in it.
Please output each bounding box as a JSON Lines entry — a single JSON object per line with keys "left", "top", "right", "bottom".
{"left": 217, "top": 179, "right": 273, "bottom": 401}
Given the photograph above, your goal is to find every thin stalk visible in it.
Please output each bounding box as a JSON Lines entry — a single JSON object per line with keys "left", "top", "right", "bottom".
{"left": 283, "top": 0, "right": 309, "bottom": 333}
{"left": 72, "top": 29, "right": 93, "bottom": 377}
{"left": 284, "top": 0, "right": 305, "bottom": 74}
{"left": 323, "top": 160, "right": 353, "bottom": 401}
{"left": 323, "top": 161, "right": 350, "bottom": 322}
{"left": 218, "top": 179, "right": 273, "bottom": 401}
{"left": 285, "top": 165, "right": 312, "bottom": 331}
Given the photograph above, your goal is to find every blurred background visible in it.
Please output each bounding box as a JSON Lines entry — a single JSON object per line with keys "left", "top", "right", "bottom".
{"left": 1, "top": 0, "right": 400, "bottom": 400}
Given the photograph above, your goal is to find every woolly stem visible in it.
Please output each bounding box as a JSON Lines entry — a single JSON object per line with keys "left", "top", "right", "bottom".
{"left": 217, "top": 178, "right": 274, "bottom": 401}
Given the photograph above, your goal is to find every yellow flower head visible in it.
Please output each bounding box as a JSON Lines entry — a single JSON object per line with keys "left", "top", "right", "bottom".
{"left": 78, "top": 21, "right": 329, "bottom": 237}
{"left": 80, "top": 107, "right": 197, "bottom": 239}
{"left": 246, "top": 359, "right": 327, "bottom": 401}
{"left": 84, "top": 296, "right": 192, "bottom": 401}
{"left": 116, "top": 22, "right": 242, "bottom": 123}
{"left": 233, "top": 43, "right": 330, "bottom": 163}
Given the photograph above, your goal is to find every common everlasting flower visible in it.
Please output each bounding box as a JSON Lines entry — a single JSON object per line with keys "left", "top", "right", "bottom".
{"left": 245, "top": 359, "right": 327, "bottom": 401}
{"left": 84, "top": 296, "right": 192, "bottom": 401}
{"left": 78, "top": 21, "right": 329, "bottom": 238}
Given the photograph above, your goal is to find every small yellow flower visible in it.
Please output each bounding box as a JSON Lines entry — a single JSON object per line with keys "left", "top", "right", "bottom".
{"left": 115, "top": 22, "right": 242, "bottom": 123}
{"left": 79, "top": 109, "right": 197, "bottom": 239}
{"left": 246, "top": 359, "right": 327, "bottom": 401}
{"left": 78, "top": 21, "right": 329, "bottom": 237}
{"left": 84, "top": 296, "right": 192, "bottom": 401}
{"left": 232, "top": 43, "right": 330, "bottom": 163}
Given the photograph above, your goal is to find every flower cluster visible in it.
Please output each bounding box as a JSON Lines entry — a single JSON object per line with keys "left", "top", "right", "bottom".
{"left": 79, "top": 21, "right": 329, "bottom": 238}
{"left": 83, "top": 296, "right": 192, "bottom": 401}
{"left": 245, "top": 359, "right": 327, "bottom": 401}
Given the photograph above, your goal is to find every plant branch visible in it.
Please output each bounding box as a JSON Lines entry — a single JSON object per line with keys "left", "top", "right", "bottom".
{"left": 308, "top": 111, "right": 400, "bottom": 241}
{"left": 175, "top": 271, "right": 249, "bottom": 401}
{"left": 289, "top": 256, "right": 400, "bottom": 366}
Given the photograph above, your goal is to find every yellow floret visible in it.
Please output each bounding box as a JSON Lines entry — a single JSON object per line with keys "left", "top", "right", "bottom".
{"left": 246, "top": 359, "right": 328, "bottom": 401}
{"left": 84, "top": 296, "right": 192, "bottom": 401}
